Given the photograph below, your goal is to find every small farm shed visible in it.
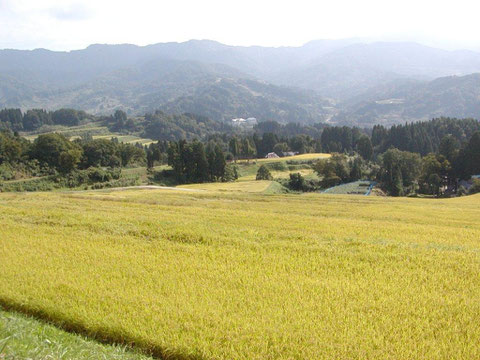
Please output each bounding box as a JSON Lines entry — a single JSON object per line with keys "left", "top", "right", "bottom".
{"left": 265, "top": 152, "right": 280, "bottom": 159}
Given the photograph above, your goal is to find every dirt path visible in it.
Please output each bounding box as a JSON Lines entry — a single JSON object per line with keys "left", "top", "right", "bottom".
{"left": 106, "top": 185, "right": 202, "bottom": 192}
{"left": 62, "top": 185, "right": 204, "bottom": 194}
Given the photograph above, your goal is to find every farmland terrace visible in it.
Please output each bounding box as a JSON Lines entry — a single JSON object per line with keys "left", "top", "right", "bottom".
{"left": 1, "top": 189, "right": 480, "bottom": 359}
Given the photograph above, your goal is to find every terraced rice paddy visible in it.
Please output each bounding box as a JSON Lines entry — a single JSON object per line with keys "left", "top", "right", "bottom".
{"left": 1, "top": 188, "right": 480, "bottom": 359}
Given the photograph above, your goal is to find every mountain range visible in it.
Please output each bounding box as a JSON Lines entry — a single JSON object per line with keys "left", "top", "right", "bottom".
{"left": 1, "top": 39, "right": 480, "bottom": 126}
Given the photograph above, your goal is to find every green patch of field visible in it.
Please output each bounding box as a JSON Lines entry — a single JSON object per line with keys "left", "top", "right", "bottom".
{"left": 21, "top": 123, "right": 111, "bottom": 141}
{"left": 0, "top": 308, "right": 152, "bottom": 359}
{"left": 262, "top": 181, "right": 290, "bottom": 194}
{"left": 237, "top": 153, "right": 330, "bottom": 164}
{"left": 122, "top": 165, "right": 169, "bottom": 184}
{"left": 92, "top": 134, "right": 154, "bottom": 146}
{"left": 324, "top": 180, "right": 376, "bottom": 195}
{"left": 235, "top": 153, "right": 328, "bottom": 182}
{"left": 180, "top": 179, "right": 273, "bottom": 193}
{"left": 1, "top": 190, "right": 480, "bottom": 359}
{"left": 21, "top": 123, "right": 153, "bottom": 145}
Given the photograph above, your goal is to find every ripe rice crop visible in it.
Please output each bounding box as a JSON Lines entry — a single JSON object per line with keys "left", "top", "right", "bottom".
{"left": 1, "top": 189, "right": 480, "bottom": 359}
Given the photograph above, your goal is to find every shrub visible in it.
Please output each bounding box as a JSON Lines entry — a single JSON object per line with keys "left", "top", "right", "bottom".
{"left": 468, "top": 179, "right": 480, "bottom": 195}
{"left": 457, "top": 185, "right": 467, "bottom": 196}
{"left": 0, "top": 163, "right": 14, "bottom": 181}
{"left": 288, "top": 173, "right": 305, "bottom": 191}
{"left": 86, "top": 167, "right": 120, "bottom": 184}
{"left": 90, "top": 177, "right": 139, "bottom": 190}
{"left": 223, "top": 164, "right": 238, "bottom": 182}
{"left": 0, "top": 177, "right": 57, "bottom": 192}
{"left": 256, "top": 165, "right": 273, "bottom": 180}
{"left": 266, "top": 162, "right": 287, "bottom": 171}
{"left": 321, "top": 175, "right": 342, "bottom": 189}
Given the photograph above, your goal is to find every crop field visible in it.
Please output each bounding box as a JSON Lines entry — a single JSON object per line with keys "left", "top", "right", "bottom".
{"left": 237, "top": 152, "right": 330, "bottom": 164}
{"left": 180, "top": 180, "right": 284, "bottom": 193}
{"left": 235, "top": 153, "right": 328, "bottom": 182}
{"left": 21, "top": 123, "right": 111, "bottom": 141}
{"left": 1, "top": 189, "right": 480, "bottom": 359}
{"left": 22, "top": 123, "right": 154, "bottom": 145}
{"left": 92, "top": 134, "right": 154, "bottom": 146}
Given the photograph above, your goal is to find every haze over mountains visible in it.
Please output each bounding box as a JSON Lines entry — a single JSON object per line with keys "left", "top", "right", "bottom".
{"left": 1, "top": 39, "right": 480, "bottom": 126}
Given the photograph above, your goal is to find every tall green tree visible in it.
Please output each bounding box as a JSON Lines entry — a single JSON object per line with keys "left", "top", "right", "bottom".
{"left": 380, "top": 148, "right": 421, "bottom": 196}
{"left": 357, "top": 136, "right": 373, "bottom": 161}
{"left": 192, "top": 141, "right": 209, "bottom": 183}
{"left": 229, "top": 137, "right": 240, "bottom": 162}
{"left": 213, "top": 145, "right": 226, "bottom": 181}
{"left": 439, "top": 135, "right": 459, "bottom": 164}
{"left": 463, "top": 132, "right": 480, "bottom": 176}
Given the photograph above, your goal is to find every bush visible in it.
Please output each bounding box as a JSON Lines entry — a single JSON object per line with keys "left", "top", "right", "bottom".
{"left": 0, "top": 177, "right": 57, "bottom": 192}
{"left": 90, "top": 177, "right": 139, "bottom": 190}
{"left": 266, "top": 162, "right": 287, "bottom": 171}
{"left": 288, "top": 173, "right": 305, "bottom": 191}
{"left": 223, "top": 164, "right": 238, "bottom": 182}
{"left": 0, "top": 163, "right": 14, "bottom": 181}
{"left": 457, "top": 185, "right": 467, "bottom": 196}
{"left": 65, "top": 170, "right": 90, "bottom": 188}
{"left": 86, "top": 167, "right": 121, "bottom": 184}
{"left": 151, "top": 169, "right": 177, "bottom": 186}
{"left": 468, "top": 179, "right": 480, "bottom": 195}
{"left": 287, "top": 164, "right": 311, "bottom": 171}
{"left": 256, "top": 165, "right": 273, "bottom": 180}
{"left": 321, "top": 175, "right": 342, "bottom": 189}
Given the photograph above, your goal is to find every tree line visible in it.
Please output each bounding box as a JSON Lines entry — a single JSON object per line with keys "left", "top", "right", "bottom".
{"left": 2, "top": 107, "right": 480, "bottom": 196}
{"left": 0, "top": 130, "right": 145, "bottom": 188}
{"left": 166, "top": 140, "right": 238, "bottom": 184}
{"left": 0, "top": 108, "right": 90, "bottom": 131}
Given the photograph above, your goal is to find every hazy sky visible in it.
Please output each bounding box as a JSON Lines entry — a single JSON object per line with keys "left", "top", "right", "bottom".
{"left": 1, "top": 0, "right": 479, "bottom": 51}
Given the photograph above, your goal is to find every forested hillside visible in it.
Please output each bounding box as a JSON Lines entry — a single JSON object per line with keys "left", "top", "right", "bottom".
{"left": 334, "top": 74, "right": 480, "bottom": 126}
{"left": 1, "top": 40, "right": 480, "bottom": 125}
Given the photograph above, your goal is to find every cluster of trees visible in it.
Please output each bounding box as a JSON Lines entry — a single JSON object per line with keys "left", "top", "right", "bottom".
{"left": 143, "top": 131, "right": 323, "bottom": 166}
{"left": 141, "top": 117, "right": 480, "bottom": 197}
{"left": 312, "top": 129, "right": 480, "bottom": 196}
{"left": 3, "top": 106, "right": 480, "bottom": 197}
{"left": 254, "top": 120, "right": 326, "bottom": 138}
{"left": 0, "top": 108, "right": 90, "bottom": 131}
{"left": 313, "top": 154, "right": 369, "bottom": 188}
{"left": 371, "top": 118, "right": 480, "bottom": 155}
{"left": 0, "top": 130, "right": 145, "bottom": 180}
{"left": 227, "top": 133, "right": 322, "bottom": 160}
{"left": 142, "top": 111, "right": 230, "bottom": 141}
{"left": 0, "top": 108, "right": 231, "bottom": 143}
{"left": 167, "top": 140, "right": 237, "bottom": 184}
{"left": 378, "top": 130, "right": 480, "bottom": 196}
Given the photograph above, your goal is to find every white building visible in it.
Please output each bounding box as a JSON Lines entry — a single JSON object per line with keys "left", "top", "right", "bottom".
{"left": 231, "top": 117, "right": 257, "bottom": 129}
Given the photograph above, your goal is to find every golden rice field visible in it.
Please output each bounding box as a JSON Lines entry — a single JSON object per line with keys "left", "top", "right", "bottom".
{"left": 237, "top": 152, "right": 330, "bottom": 164}
{"left": 1, "top": 188, "right": 480, "bottom": 359}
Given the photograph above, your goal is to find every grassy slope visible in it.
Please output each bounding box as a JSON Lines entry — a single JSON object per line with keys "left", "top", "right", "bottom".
{"left": 1, "top": 190, "right": 480, "bottom": 359}
{"left": 235, "top": 153, "right": 329, "bottom": 182}
{"left": 22, "top": 122, "right": 154, "bottom": 145}
{"left": 180, "top": 180, "right": 273, "bottom": 192}
{"left": 0, "top": 308, "right": 152, "bottom": 360}
{"left": 324, "top": 180, "right": 375, "bottom": 195}
{"left": 237, "top": 153, "right": 330, "bottom": 164}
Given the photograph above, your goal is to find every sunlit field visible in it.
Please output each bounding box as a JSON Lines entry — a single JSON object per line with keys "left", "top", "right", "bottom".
{"left": 237, "top": 152, "right": 330, "bottom": 164}
{"left": 22, "top": 123, "right": 154, "bottom": 145}
{"left": 1, "top": 189, "right": 480, "bottom": 359}
{"left": 180, "top": 179, "right": 274, "bottom": 193}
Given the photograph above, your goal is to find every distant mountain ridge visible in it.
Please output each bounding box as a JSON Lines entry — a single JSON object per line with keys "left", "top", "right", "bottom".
{"left": 333, "top": 73, "right": 480, "bottom": 127}
{"left": 1, "top": 39, "right": 480, "bottom": 125}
